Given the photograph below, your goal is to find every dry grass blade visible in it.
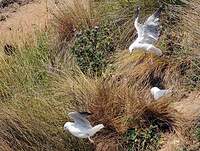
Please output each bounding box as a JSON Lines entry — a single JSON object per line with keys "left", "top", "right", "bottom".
{"left": 50, "top": 0, "right": 97, "bottom": 42}
{"left": 105, "top": 51, "right": 188, "bottom": 100}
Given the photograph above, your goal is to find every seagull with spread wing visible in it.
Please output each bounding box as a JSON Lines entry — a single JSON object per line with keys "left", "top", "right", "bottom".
{"left": 64, "top": 112, "right": 104, "bottom": 143}
{"left": 129, "top": 5, "right": 164, "bottom": 56}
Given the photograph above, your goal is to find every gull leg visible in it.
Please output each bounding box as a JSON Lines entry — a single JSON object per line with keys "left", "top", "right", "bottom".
{"left": 88, "top": 137, "right": 94, "bottom": 143}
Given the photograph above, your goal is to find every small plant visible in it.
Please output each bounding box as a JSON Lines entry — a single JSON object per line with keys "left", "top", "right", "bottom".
{"left": 196, "top": 123, "right": 200, "bottom": 142}
{"left": 70, "top": 25, "right": 115, "bottom": 76}
{"left": 124, "top": 125, "right": 161, "bottom": 151}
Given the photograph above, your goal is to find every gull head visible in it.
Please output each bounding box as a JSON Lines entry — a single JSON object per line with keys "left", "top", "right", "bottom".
{"left": 64, "top": 122, "right": 72, "bottom": 131}
{"left": 129, "top": 42, "right": 136, "bottom": 53}
{"left": 150, "top": 87, "right": 160, "bottom": 95}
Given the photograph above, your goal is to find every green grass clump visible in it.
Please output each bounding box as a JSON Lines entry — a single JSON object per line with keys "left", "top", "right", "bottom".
{"left": 0, "top": 32, "right": 94, "bottom": 151}
{"left": 71, "top": 25, "right": 115, "bottom": 76}
{"left": 0, "top": 33, "right": 49, "bottom": 101}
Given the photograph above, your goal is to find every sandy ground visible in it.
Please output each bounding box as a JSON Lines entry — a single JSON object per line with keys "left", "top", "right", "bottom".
{"left": 0, "top": 0, "right": 48, "bottom": 46}
{"left": 159, "top": 92, "right": 200, "bottom": 151}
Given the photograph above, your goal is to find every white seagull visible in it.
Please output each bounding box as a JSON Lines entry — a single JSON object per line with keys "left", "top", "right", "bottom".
{"left": 150, "top": 87, "right": 172, "bottom": 100}
{"left": 129, "top": 5, "right": 164, "bottom": 56}
{"left": 64, "top": 111, "right": 104, "bottom": 143}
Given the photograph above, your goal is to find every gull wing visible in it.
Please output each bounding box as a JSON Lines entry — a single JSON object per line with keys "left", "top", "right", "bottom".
{"left": 68, "top": 112, "right": 92, "bottom": 128}
{"left": 134, "top": 6, "right": 143, "bottom": 37}
{"left": 138, "top": 5, "right": 163, "bottom": 44}
{"left": 155, "top": 89, "right": 171, "bottom": 100}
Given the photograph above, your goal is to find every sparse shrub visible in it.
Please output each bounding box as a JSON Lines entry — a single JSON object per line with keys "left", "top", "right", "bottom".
{"left": 70, "top": 25, "right": 115, "bottom": 76}
{"left": 196, "top": 122, "right": 200, "bottom": 142}
{"left": 123, "top": 125, "right": 160, "bottom": 151}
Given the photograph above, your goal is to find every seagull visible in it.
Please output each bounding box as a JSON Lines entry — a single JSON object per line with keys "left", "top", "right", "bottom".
{"left": 129, "top": 5, "right": 164, "bottom": 56}
{"left": 150, "top": 87, "right": 172, "bottom": 100}
{"left": 64, "top": 111, "right": 104, "bottom": 143}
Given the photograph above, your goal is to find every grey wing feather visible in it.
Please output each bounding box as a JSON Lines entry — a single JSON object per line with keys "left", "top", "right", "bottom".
{"left": 68, "top": 112, "right": 92, "bottom": 128}
{"left": 138, "top": 6, "right": 163, "bottom": 44}
{"left": 157, "top": 89, "right": 170, "bottom": 98}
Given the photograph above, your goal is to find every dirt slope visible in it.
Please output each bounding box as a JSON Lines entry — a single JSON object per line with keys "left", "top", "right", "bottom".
{"left": 0, "top": 0, "right": 48, "bottom": 46}
{"left": 159, "top": 92, "right": 200, "bottom": 151}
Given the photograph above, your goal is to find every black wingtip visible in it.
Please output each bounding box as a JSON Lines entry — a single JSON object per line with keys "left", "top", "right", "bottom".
{"left": 135, "top": 5, "right": 141, "bottom": 19}
{"left": 154, "top": 4, "right": 165, "bottom": 18}
{"left": 79, "top": 112, "right": 92, "bottom": 116}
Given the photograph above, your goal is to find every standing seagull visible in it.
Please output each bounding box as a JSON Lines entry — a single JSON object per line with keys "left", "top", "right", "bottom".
{"left": 129, "top": 5, "right": 164, "bottom": 56}
{"left": 150, "top": 87, "right": 172, "bottom": 100}
{"left": 64, "top": 112, "right": 104, "bottom": 143}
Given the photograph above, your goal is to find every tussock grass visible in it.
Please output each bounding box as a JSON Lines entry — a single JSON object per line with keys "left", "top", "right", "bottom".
{"left": 170, "top": 0, "right": 200, "bottom": 89}
{"left": 46, "top": 51, "right": 187, "bottom": 150}
{"left": 50, "top": 0, "right": 96, "bottom": 42}
{"left": 0, "top": 37, "right": 93, "bottom": 150}
{"left": 49, "top": 0, "right": 99, "bottom": 67}
{"left": 0, "top": 33, "right": 49, "bottom": 102}
{"left": 48, "top": 65, "right": 186, "bottom": 150}
{"left": 88, "top": 80, "right": 185, "bottom": 150}
{"left": 0, "top": 0, "right": 199, "bottom": 150}
{"left": 0, "top": 98, "right": 93, "bottom": 151}
{"left": 105, "top": 51, "right": 189, "bottom": 99}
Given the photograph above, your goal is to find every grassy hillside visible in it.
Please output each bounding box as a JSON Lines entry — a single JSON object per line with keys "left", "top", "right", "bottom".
{"left": 0, "top": 0, "right": 199, "bottom": 150}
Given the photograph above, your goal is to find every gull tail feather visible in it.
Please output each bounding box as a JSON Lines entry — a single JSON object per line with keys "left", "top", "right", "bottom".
{"left": 89, "top": 124, "right": 104, "bottom": 136}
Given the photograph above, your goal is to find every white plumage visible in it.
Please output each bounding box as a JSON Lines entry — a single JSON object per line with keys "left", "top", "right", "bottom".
{"left": 64, "top": 112, "right": 104, "bottom": 143}
{"left": 150, "top": 87, "right": 171, "bottom": 100}
{"left": 129, "top": 6, "right": 164, "bottom": 56}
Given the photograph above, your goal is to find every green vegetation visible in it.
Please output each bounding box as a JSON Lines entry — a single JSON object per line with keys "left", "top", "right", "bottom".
{"left": 124, "top": 125, "right": 161, "bottom": 151}
{"left": 0, "top": 0, "right": 199, "bottom": 150}
{"left": 196, "top": 123, "right": 200, "bottom": 142}
{"left": 71, "top": 25, "right": 115, "bottom": 76}
{"left": 0, "top": 33, "right": 49, "bottom": 101}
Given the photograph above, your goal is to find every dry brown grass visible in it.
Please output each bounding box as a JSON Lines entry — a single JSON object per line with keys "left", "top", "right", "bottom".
{"left": 50, "top": 0, "right": 97, "bottom": 42}
{"left": 179, "top": 0, "right": 200, "bottom": 54}
{"left": 104, "top": 51, "right": 191, "bottom": 100}
{"left": 48, "top": 75, "right": 185, "bottom": 151}
{"left": 53, "top": 54, "right": 186, "bottom": 147}
{"left": 48, "top": 0, "right": 99, "bottom": 67}
{"left": 0, "top": 1, "right": 48, "bottom": 49}
{"left": 88, "top": 80, "right": 186, "bottom": 150}
{"left": 0, "top": 0, "right": 199, "bottom": 151}
{"left": 46, "top": 51, "right": 187, "bottom": 150}
{"left": 0, "top": 98, "right": 93, "bottom": 151}
{"left": 90, "top": 79, "right": 186, "bottom": 132}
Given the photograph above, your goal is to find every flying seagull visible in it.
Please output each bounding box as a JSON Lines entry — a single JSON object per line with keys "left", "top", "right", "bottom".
{"left": 150, "top": 87, "right": 172, "bottom": 100}
{"left": 64, "top": 111, "right": 104, "bottom": 143}
{"left": 129, "top": 5, "right": 164, "bottom": 56}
